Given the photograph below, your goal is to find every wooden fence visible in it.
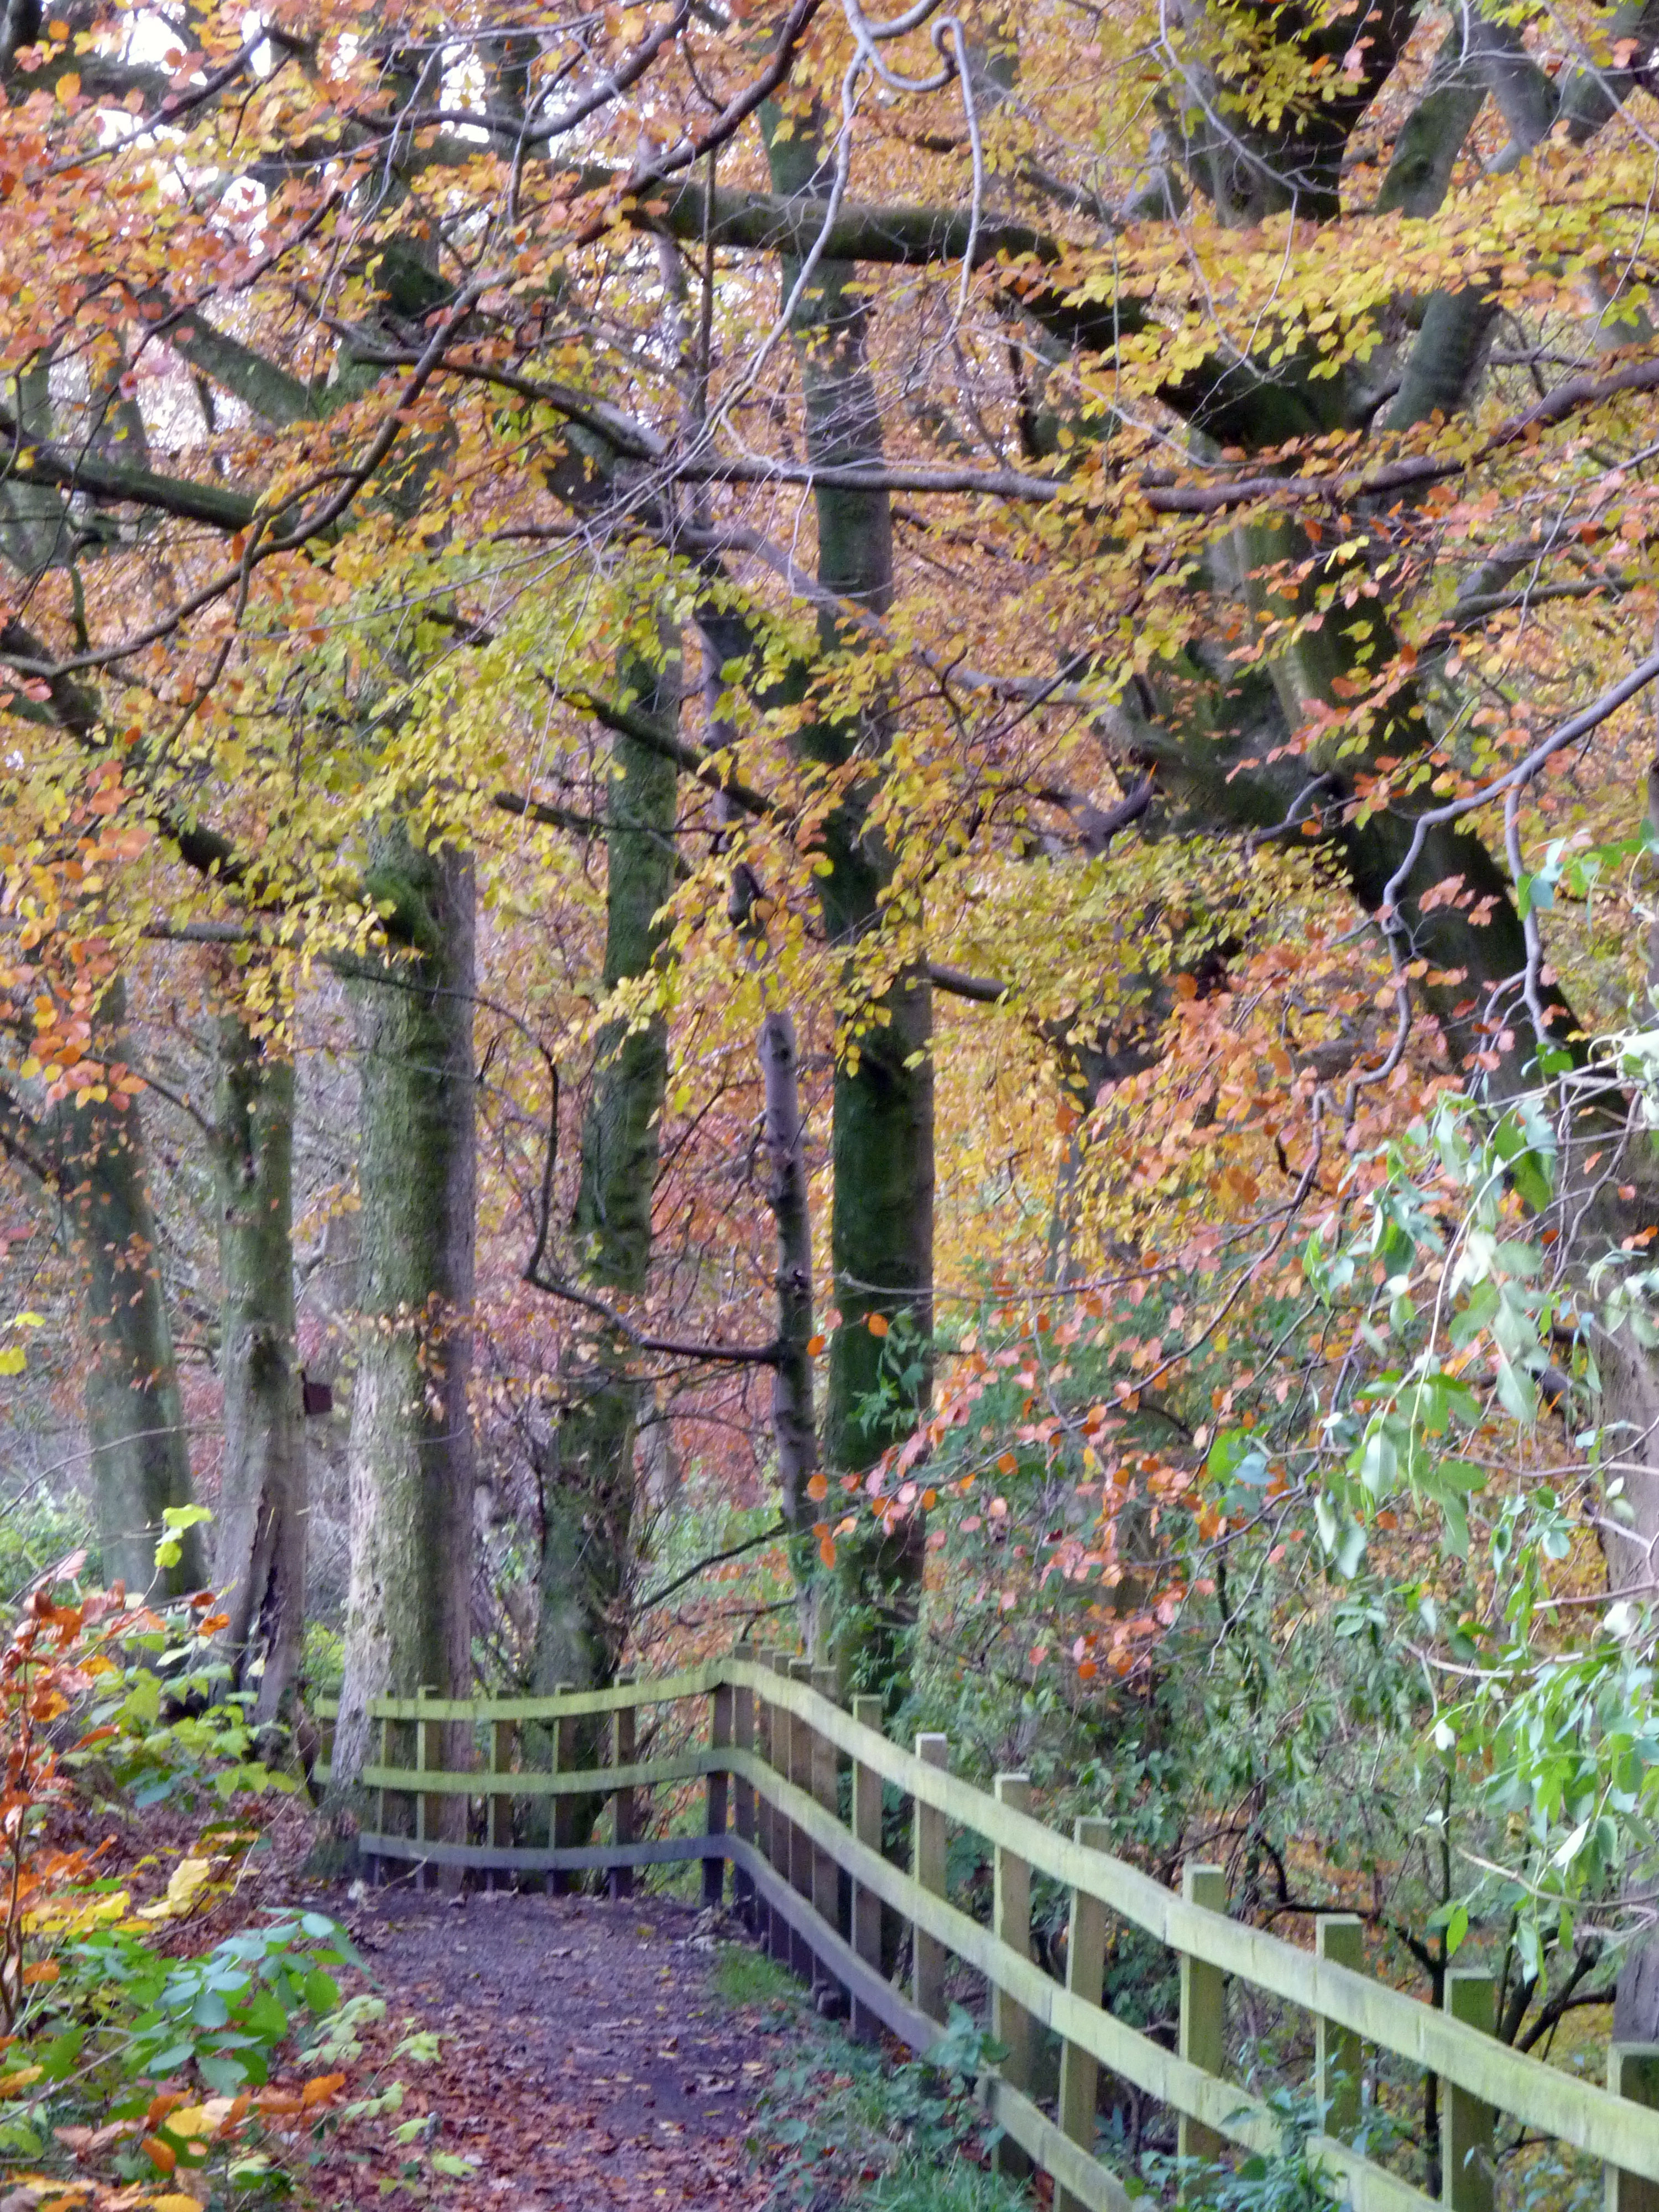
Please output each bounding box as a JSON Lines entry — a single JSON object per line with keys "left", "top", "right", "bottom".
{"left": 318, "top": 1652, "right": 1659, "bottom": 2212}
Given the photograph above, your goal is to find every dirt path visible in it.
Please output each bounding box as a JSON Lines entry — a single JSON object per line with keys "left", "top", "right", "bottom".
{"left": 316, "top": 1889, "right": 776, "bottom": 2209}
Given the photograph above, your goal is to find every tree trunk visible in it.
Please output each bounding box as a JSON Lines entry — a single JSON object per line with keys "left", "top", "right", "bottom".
{"left": 760, "top": 1006, "right": 822, "bottom": 1634}
{"left": 763, "top": 108, "right": 936, "bottom": 1696}
{"left": 533, "top": 633, "right": 680, "bottom": 1702}
{"left": 209, "top": 1008, "right": 306, "bottom": 1726}
{"left": 41, "top": 979, "right": 204, "bottom": 1597}
{"left": 331, "top": 834, "right": 477, "bottom": 1806}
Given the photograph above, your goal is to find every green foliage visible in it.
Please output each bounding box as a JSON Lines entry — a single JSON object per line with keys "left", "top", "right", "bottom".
{"left": 1282, "top": 1052, "right": 1659, "bottom": 1974}
{"left": 746, "top": 1987, "right": 1005, "bottom": 2210}
{"left": 864, "top": 2154, "right": 1030, "bottom": 2212}
{"left": 154, "top": 1502, "right": 213, "bottom": 1573}
{"left": 301, "top": 1619, "right": 345, "bottom": 1695}
{"left": 62, "top": 1601, "right": 302, "bottom": 1809}
{"left": 1140, "top": 2084, "right": 1356, "bottom": 2212}
{"left": 852, "top": 1310, "right": 933, "bottom": 1443}
{"left": 712, "top": 1944, "right": 800, "bottom": 2011}
{"left": 0, "top": 1486, "right": 95, "bottom": 1606}
{"left": 77, "top": 1913, "right": 351, "bottom": 2092}
{"left": 0, "top": 1912, "right": 357, "bottom": 2167}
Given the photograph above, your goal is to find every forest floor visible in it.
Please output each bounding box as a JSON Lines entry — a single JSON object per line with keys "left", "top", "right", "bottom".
{"left": 307, "top": 1886, "right": 780, "bottom": 2209}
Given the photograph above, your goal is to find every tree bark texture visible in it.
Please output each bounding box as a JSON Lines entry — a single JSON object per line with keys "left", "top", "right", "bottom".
{"left": 40, "top": 979, "right": 204, "bottom": 1597}
{"left": 209, "top": 1010, "right": 306, "bottom": 1725}
{"left": 331, "top": 835, "right": 477, "bottom": 1804}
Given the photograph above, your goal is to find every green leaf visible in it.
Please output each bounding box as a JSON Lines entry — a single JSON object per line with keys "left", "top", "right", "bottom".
{"left": 198, "top": 2050, "right": 252, "bottom": 2095}
{"left": 303, "top": 1969, "right": 340, "bottom": 2013}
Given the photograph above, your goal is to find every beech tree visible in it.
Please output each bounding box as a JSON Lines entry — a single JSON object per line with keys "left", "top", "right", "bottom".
{"left": 9, "top": 0, "right": 1659, "bottom": 2026}
{"left": 208, "top": 993, "right": 305, "bottom": 1718}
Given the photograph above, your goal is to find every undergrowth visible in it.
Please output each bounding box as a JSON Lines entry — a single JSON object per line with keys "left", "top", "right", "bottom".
{"left": 712, "top": 1941, "right": 1022, "bottom": 2212}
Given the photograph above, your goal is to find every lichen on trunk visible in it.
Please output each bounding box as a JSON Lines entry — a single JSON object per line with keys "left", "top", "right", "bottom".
{"left": 331, "top": 833, "right": 477, "bottom": 1809}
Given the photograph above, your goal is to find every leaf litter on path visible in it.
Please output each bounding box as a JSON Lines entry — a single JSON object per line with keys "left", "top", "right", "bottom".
{"left": 310, "top": 1890, "right": 776, "bottom": 2208}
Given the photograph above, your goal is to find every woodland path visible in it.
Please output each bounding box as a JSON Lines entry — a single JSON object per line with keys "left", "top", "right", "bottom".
{"left": 315, "top": 1890, "right": 777, "bottom": 2209}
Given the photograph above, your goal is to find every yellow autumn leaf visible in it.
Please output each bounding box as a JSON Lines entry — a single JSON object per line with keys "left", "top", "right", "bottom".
{"left": 135, "top": 1856, "right": 217, "bottom": 1922}
{"left": 26, "top": 1890, "right": 129, "bottom": 1936}
{"left": 161, "top": 2099, "right": 234, "bottom": 2140}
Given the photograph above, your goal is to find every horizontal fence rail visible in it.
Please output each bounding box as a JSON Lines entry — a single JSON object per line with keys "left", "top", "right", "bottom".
{"left": 315, "top": 1654, "right": 1659, "bottom": 2212}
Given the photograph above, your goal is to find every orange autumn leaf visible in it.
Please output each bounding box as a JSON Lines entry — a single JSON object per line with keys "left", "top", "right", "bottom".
{"left": 865, "top": 1313, "right": 889, "bottom": 1338}
{"left": 806, "top": 1472, "right": 829, "bottom": 1501}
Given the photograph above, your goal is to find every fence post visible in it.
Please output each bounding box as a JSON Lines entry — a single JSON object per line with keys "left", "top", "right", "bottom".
{"left": 810, "top": 1666, "right": 846, "bottom": 2015}
{"left": 732, "top": 1665, "right": 756, "bottom": 1925}
{"left": 850, "top": 1694, "right": 885, "bottom": 2043}
{"left": 752, "top": 1648, "right": 776, "bottom": 1917}
{"left": 787, "top": 1656, "right": 816, "bottom": 1980}
{"left": 1607, "top": 2044, "right": 1659, "bottom": 2212}
{"left": 1442, "top": 1970, "right": 1494, "bottom": 2212}
{"left": 415, "top": 1687, "right": 440, "bottom": 1891}
{"left": 551, "top": 1682, "right": 577, "bottom": 1894}
{"left": 1056, "top": 1815, "right": 1111, "bottom": 2212}
{"left": 371, "top": 1712, "right": 390, "bottom": 1885}
{"left": 913, "top": 1733, "right": 949, "bottom": 2023}
{"left": 609, "top": 1674, "right": 636, "bottom": 1901}
{"left": 1316, "top": 1915, "right": 1364, "bottom": 2137}
{"left": 488, "top": 1716, "right": 515, "bottom": 1888}
{"left": 993, "top": 1773, "right": 1034, "bottom": 2180}
{"left": 1178, "top": 1862, "right": 1228, "bottom": 2165}
{"left": 705, "top": 1679, "right": 733, "bottom": 1909}
{"left": 766, "top": 1651, "right": 794, "bottom": 1964}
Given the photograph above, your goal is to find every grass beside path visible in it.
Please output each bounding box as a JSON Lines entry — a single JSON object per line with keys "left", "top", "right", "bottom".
{"left": 709, "top": 1941, "right": 1029, "bottom": 2212}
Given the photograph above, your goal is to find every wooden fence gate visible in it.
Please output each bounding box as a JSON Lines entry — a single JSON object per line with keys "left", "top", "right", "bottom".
{"left": 319, "top": 1652, "right": 1659, "bottom": 2212}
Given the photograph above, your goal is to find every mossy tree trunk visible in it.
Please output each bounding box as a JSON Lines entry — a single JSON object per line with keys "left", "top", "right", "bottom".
{"left": 331, "top": 834, "right": 477, "bottom": 1809}
{"left": 532, "top": 632, "right": 681, "bottom": 1709}
{"left": 761, "top": 1008, "right": 817, "bottom": 1530}
{"left": 38, "top": 980, "right": 204, "bottom": 1597}
{"left": 763, "top": 111, "right": 935, "bottom": 1699}
{"left": 208, "top": 1008, "right": 306, "bottom": 1726}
